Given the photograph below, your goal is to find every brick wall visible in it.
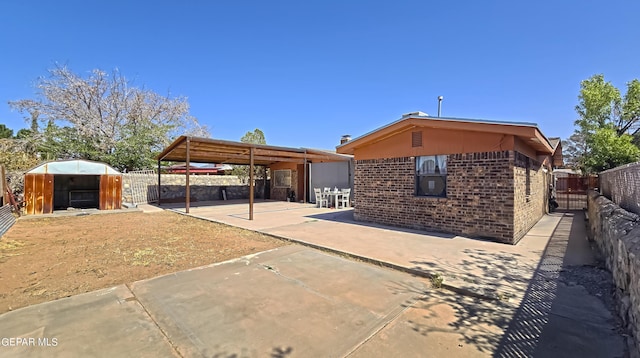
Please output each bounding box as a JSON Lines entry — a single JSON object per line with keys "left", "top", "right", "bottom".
{"left": 513, "top": 152, "right": 549, "bottom": 242}
{"left": 354, "top": 151, "right": 516, "bottom": 243}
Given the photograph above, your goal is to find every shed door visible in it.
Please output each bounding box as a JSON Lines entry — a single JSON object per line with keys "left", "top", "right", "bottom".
{"left": 24, "top": 173, "right": 54, "bottom": 215}
{"left": 99, "top": 175, "right": 122, "bottom": 210}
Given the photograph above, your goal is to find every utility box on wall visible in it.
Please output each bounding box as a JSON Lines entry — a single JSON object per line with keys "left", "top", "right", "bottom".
{"left": 24, "top": 160, "right": 122, "bottom": 215}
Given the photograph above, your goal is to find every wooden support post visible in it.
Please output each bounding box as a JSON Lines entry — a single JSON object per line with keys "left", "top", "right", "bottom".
{"left": 249, "top": 147, "right": 254, "bottom": 220}
{"left": 186, "top": 137, "right": 191, "bottom": 214}
{"left": 303, "top": 151, "right": 307, "bottom": 204}
{"left": 157, "top": 160, "right": 162, "bottom": 205}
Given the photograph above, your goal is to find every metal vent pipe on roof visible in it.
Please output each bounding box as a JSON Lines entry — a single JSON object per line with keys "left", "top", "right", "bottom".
{"left": 437, "top": 96, "right": 444, "bottom": 117}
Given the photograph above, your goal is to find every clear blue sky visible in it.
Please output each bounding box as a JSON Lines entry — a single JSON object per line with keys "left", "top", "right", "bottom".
{"left": 1, "top": 1, "right": 638, "bottom": 150}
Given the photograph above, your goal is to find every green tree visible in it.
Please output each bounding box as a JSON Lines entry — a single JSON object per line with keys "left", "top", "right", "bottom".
{"left": 9, "top": 65, "right": 209, "bottom": 171}
{"left": 0, "top": 124, "right": 13, "bottom": 139}
{"left": 584, "top": 128, "right": 640, "bottom": 172}
{"left": 565, "top": 74, "right": 640, "bottom": 172}
{"left": 15, "top": 128, "right": 32, "bottom": 139}
{"left": 231, "top": 129, "right": 267, "bottom": 184}
{"left": 0, "top": 139, "right": 39, "bottom": 171}
{"left": 240, "top": 128, "right": 266, "bottom": 145}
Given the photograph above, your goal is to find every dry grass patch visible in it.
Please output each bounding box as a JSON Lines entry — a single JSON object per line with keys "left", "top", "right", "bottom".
{"left": 0, "top": 210, "right": 287, "bottom": 313}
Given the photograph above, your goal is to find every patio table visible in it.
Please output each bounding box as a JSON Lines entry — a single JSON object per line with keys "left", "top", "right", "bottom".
{"left": 324, "top": 190, "right": 344, "bottom": 208}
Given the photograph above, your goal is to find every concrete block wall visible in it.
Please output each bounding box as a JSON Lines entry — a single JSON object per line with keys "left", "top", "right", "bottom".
{"left": 155, "top": 175, "right": 252, "bottom": 203}
{"left": 354, "top": 150, "right": 519, "bottom": 243}
{"left": 588, "top": 191, "right": 640, "bottom": 353}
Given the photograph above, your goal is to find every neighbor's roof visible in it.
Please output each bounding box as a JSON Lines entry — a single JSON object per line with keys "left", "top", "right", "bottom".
{"left": 336, "top": 113, "right": 555, "bottom": 155}
{"left": 548, "top": 137, "right": 561, "bottom": 150}
{"left": 157, "top": 136, "right": 352, "bottom": 165}
{"left": 27, "top": 159, "right": 120, "bottom": 175}
{"left": 547, "top": 137, "right": 563, "bottom": 167}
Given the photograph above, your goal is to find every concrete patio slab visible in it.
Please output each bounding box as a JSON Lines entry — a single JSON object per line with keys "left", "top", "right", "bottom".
{"left": 159, "top": 200, "right": 562, "bottom": 302}
{"left": 129, "top": 245, "right": 428, "bottom": 357}
{"left": 0, "top": 285, "right": 177, "bottom": 358}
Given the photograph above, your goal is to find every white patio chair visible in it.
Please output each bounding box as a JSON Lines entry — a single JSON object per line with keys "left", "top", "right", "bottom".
{"left": 314, "top": 188, "right": 329, "bottom": 208}
{"left": 338, "top": 188, "right": 351, "bottom": 208}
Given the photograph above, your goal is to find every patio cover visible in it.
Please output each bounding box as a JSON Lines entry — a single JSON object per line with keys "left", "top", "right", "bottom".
{"left": 156, "top": 136, "right": 352, "bottom": 219}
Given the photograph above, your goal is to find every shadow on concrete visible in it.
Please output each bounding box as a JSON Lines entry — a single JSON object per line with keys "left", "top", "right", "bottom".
{"left": 393, "top": 212, "right": 625, "bottom": 357}
{"left": 305, "top": 210, "right": 457, "bottom": 239}
{"left": 203, "top": 346, "right": 294, "bottom": 358}
{"left": 409, "top": 249, "right": 533, "bottom": 300}
{"left": 493, "top": 211, "right": 624, "bottom": 358}
{"left": 388, "top": 280, "right": 514, "bottom": 354}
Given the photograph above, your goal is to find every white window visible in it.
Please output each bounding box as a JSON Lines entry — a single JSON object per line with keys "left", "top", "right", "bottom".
{"left": 416, "top": 155, "right": 447, "bottom": 197}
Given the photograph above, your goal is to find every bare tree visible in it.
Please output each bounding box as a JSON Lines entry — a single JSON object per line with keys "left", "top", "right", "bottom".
{"left": 9, "top": 65, "right": 209, "bottom": 170}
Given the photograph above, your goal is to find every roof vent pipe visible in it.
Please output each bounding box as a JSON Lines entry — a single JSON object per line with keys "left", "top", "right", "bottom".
{"left": 437, "top": 96, "right": 444, "bottom": 117}
{"left": 340, "top": 135, "right": 351, "bottom": 145}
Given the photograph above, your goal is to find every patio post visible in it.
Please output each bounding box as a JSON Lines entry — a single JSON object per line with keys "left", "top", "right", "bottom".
{"left": 157, "top": 159, "right": 161, "bottom": 205}
{"left": 303, "top": 150, "right": 307, "bottom": 203}
{"left": 249, "top": 147, "right": 254, "bottom": 220}
{"left": 186, "top": 137, "right": 190, "bottom": 214}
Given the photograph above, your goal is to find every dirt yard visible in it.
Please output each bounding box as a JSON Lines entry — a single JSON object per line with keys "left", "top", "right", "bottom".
{"left": 0, "top": 210, "right": 288, "bottom": 314}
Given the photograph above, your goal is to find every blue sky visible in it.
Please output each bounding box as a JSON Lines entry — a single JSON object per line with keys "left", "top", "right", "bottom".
{"left": 1, "top": 1, "right": 638, "bottom": 150}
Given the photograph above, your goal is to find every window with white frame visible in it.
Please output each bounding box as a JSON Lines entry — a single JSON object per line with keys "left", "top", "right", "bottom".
{"left": 416, "top": 155, "right": 447, "bottom": 197}
{"left": 273, "top": 169, "right": 292, "bottom": 188}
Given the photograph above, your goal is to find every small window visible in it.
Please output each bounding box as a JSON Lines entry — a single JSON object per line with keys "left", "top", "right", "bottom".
{"left": 416, "top": 155, "right": 447, "bottom": 197}
{"left": 274, "top": 169, "right": 292, "bottom": 188}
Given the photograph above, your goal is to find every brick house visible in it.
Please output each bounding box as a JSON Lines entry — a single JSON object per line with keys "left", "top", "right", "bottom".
{"left": 336, "top": 112, "right": 562, "bottom": 244}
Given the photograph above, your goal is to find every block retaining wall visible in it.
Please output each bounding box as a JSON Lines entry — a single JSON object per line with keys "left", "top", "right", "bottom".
{"left": 148, "top": 175, "right": 256, "bottom": 203}
{"left": 587, "top": 190, "right": 640, "bottom": 353}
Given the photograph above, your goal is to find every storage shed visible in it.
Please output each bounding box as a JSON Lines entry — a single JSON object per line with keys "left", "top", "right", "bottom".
{"left": 24, "top": 160, "right": 122, "bottom": 215}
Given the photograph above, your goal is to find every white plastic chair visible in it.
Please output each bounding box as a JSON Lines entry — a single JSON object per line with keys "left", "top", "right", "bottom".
{"left": 339, "top": 188, "right": 351, "bottom": 209}
{"left": 314, "top": 188, "right": 329, "bottom": 208}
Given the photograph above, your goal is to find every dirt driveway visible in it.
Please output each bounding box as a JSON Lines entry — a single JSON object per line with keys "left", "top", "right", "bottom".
{"left": 0, "top": 210, "right": 286, "bottom": 313}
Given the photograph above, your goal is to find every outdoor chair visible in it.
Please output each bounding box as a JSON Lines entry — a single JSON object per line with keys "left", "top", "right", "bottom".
{"left": 339, "top": 188, "right": 351, "bottom": 208}
{"left": 314, "top": 188, "right": 329, "bottom": 208}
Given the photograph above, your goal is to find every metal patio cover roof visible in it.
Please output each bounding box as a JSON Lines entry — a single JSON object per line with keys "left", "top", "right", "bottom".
{"left": 157, "top": 136, "right": 352, "bottom": 165}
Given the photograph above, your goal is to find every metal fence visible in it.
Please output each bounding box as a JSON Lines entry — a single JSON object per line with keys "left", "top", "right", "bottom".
{"left": 124, "top": 170, "right": 159, "bottom": 205}
{"left": 555, "top": 175, "right": 598, "bottom": 210}
{"left": 600, "top": 161, "right": 640, "bottom": 215}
